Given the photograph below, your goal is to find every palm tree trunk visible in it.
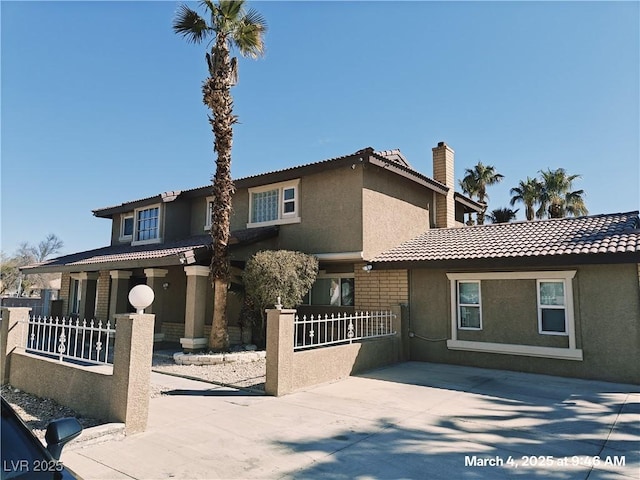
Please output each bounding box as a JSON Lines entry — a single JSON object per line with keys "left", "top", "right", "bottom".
{"left": 204, "top": 36, "right": 235, "bottom": 352}
{"left": 526, "top": 203, "right": 534, "bottom": 221}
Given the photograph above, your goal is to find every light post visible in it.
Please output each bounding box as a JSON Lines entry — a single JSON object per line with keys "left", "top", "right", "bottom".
{"left": 128, "top": 285, "right": 155, "bottom": 314}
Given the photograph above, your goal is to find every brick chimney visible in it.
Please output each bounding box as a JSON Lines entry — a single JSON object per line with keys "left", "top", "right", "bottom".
{"left": 432, "top": 142, "right": 456, "bottom": 228}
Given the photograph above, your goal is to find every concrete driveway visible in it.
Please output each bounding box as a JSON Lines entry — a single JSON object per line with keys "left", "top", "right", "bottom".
{"left": 63, "top": 362, "right": 639, "bottom": 479}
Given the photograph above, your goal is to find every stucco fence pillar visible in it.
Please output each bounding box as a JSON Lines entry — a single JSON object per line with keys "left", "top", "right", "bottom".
{"left": 265, "top": 308, "right": 296, "bottom": 397}
{"left": 1, "top": 307, "right": 154, "bottom": 435}
{"left": 0, "top": 307, "right": 31, "bottom": 385}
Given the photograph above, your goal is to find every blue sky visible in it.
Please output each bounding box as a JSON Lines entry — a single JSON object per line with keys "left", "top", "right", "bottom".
{"left": 2, "top": 1, "right": 638, "bottom": 257}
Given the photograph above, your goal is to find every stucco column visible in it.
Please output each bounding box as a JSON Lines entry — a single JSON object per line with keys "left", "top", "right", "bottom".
{"left": 180, "top": 265, "right": 209, "bottom": 352}
{"left": 0, "top": 307, "right": 30, "bottom": 385}
{"left": 110, "top": 313, "right": 154, "bottom": 434}
{"left": 265, "top": 308, "right": 296, "bottom": 397}
{"left": 109, "top": 271, "right": 132, "bottom": 321}
{"left": 78, "top": 272, "right": 99, "bottom": 320}
{"left": 144, "top": 268, "right": 168, "bottom": 341}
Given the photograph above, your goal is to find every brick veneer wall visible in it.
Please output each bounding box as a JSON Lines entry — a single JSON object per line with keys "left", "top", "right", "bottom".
{"left": 59, "top": 273, "right": 71, "bottom": 316}
{"left": 95, "top": 271, "right": 110, "bottom": 322}
{"left": 355, "top": 263, "right": 408, "bottom": 309}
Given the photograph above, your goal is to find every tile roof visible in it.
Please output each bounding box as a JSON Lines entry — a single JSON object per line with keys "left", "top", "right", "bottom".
{"left": 22, "top": 235, "right": 213, "bottom": 272}
{"left": 92, "top": 147, "right": 481, "bottom": 217}
{"left": 21, "top": 226, "right": 279, "bottom": 273}
{"left": 372, "top": 212, "right": 640, "bottom": 266}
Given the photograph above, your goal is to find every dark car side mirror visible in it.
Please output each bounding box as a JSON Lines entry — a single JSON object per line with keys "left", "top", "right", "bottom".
{"left": 44, "top": 417, "right": 83, "bottom": 460}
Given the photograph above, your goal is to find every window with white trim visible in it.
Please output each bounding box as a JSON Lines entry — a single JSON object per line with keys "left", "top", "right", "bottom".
{"left": 537, "top": 280, "right": 567, "bottom": 335}
{"left": 303, "top": 274, "right": 354, "bottom": 307}
{"left": 248, "top": 180, "right": 300, "bottom": 227}
{"left": 133, "top": 205, "right": 161, "bottom": 244}
{"left": 119, "top": 214, "right": 134, "bottom": 241}
{"left": 204, "top": 197, "right": 214, "bottom": 230}
{"left": 457, "top": 281, "right": 482, "bottom": 329}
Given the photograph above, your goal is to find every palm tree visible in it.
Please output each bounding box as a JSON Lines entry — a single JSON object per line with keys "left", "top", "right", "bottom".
{"left": 173, "top": 0, "right": 267, "bottom": 351}
{"left": 487, "top": 207, "right": 519, "bottom": 223}
{"left": 460, "top": 162, "right": 504, "bottom": 225}
{"left": 510, "top": 177, "right": 542, "bottom": 221}
{"left": 458, "top": 177, "right": 478, "bottom": 225}
{"left": 536, "top": 168, "right": 588, "bottom": 219}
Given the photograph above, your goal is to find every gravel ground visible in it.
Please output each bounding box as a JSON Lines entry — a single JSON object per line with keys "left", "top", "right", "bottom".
{"left": 151, "top": 352, "right": 266, "bottom": 393}
{"left": 2, "top": 351, "right": 266, "bottom": 440}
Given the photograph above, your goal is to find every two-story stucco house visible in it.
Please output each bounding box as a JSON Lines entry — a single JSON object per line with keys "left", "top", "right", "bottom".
{"left": 23, "top": 142, "right": 482, "bottom": 350}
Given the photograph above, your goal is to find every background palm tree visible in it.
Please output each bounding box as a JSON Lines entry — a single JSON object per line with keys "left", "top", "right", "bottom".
{"left": 459, "top": 162, "right": 504, "bottom": 225}
{"left": 487, "top": 207, "right": 519, "bottom": 223}
{"left": 458, "top": 177, "right": 479, "bottom": 225}
{"left": 536, "top": 168, "right": 588, "bottom": 219}
{"left": 510, "top": 177, "right": 542, "bottom": 221}
{"left": 173, "top": 0, "right": 267, "bottom": 351}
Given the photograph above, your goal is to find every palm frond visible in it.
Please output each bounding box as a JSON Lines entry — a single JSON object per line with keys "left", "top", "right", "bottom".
{"left": 232, "top": 9, "right": 267, "bottom": 58}
{"left": 173, "top": 5, "right": 211, "bottom": 44}
{"left": 219, "top": 0, "right": 245, "bottom": 20}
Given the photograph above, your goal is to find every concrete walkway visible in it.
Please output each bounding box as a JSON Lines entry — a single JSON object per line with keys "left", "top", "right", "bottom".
{"left": 62, "top": 362, "right": 639, "bottom": 479}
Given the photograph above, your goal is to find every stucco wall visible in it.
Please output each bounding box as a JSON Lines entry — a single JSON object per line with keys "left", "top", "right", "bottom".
{"left": 456, "top": 279, "right": 568, "bottom": 348}
{"left": 291, "top": 337, "right": 400, "bottom": 391}
{"left": 164, "top": 201, "right": 191, "bottom": 241}
{"left": 10, "top": 352, "right": 115, "bottom": 420}
{"left": 362, "top": 167, "right": 431, "bottom": 260}
{"left": 408, "top": 264, "right": 640, "bottom": 384}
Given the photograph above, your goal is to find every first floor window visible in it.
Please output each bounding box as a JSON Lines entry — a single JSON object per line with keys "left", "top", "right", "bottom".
{"left": 538, "top": 280, "right": 567, "bottom": 334}
{"left": 69, "top": 279, "right": 81, "bottom": 315}
{"left": 135, "top": 206, "right": 160, "bottom": 243}
{"left": 303, "top": 276, "right": 354, "bottom": 307}
{"left": 458, "top": 281, "right": 481, "bottom": 329}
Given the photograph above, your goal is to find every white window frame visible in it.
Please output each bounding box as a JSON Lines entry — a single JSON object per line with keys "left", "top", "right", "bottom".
{"left": 132, "top": 204, "right": 162, "bottom": 246}
{"left": 204, "top": 196, "right": 214, "bottom": 231}
{"left": 119, "top": 214, "right": 134, "bottom": 242}
{"left": 537, "top": 279, "right": 568, "bottom": 336}
{"left": 247, "top": 179, "right": 301, "bottom": 228}
{"left": 457, "top": 280, "right": 482, "bottom": 330}
{"left": 445, "top": 271, "right": 582, "bottom": 361}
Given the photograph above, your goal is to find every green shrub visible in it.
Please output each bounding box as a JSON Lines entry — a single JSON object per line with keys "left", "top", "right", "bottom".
{"left": 243, "top": 250, "right": 318, "bottom": 345}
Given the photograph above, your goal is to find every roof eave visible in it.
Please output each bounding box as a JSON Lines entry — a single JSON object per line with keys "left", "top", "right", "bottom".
{"left": 372, "top": 251, "right": 640, "bottom": 270}
{"left": 454, "top": 192, "right": 484, "bottom": 212}
{"left": 368, "top": 153, "right": 449, "bottom": 195}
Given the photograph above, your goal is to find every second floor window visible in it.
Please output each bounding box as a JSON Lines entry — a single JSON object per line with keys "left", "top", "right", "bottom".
{"left": 204, "top": 197, "right": 214, "bottom": 230}
{"left": 252, "top": 189, "right": 279, "bottom": 223}
{"left": 248, "top": 180, "right": 300, "bottom": 227}
{"left": 120, "top": 214, "right": 134, "bottom": 241}
{"left": 135, "top": 206, "right": 160, "bottom": 243}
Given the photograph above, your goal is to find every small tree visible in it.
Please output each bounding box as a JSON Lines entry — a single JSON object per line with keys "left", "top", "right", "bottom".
{"left": 1, "top": 234, "right": 64, "bottom": 295}
{"left": 243, "top": 250, "right": 318, "bottom": 346}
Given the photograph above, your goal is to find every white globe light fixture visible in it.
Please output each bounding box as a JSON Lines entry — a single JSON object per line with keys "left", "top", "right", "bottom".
{"left": 128, "top": 285, "right": 155, "bottom": 314}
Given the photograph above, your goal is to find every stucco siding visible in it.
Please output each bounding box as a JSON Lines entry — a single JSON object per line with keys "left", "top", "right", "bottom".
{"left": 362, "top": 168, "right": 431, "bottom": 260}
{"left": 229, "top": 166, "right": 363, "bottom": 254}
{"left": 575, "top": 264, "right": 640, "bottom": 383}
{"left": 408, "top": 265, "right": 640, "bottom": 384}
{"left": 164, "top": 201, "right": 191, "bottom": 241}
{"left": 190, "top": 195, "right": 210, "bottom": 235}
{"left": 456, "top": 279, "right": 568, "bottom": 348}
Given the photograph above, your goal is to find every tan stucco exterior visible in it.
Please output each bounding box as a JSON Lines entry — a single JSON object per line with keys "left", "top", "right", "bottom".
{"left": 407, "top": 264, "right": 640, "bottom": 384}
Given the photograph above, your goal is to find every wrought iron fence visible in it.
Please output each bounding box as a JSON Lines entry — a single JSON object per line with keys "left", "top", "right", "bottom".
{"left": 21, "top": 316, "right": 115, "bottom": 365}
{"left": 294, "top": 310, "right": 395, "bottom": 350}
